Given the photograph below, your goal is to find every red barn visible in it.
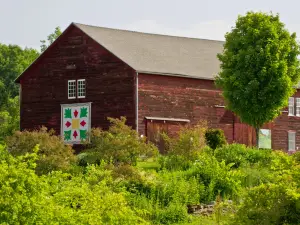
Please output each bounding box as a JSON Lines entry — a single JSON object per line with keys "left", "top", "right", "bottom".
{"left": 16, "top": 22, "right": 300, "bottom": 152}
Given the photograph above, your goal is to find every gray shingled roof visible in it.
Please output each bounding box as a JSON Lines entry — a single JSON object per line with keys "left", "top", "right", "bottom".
{"left": 74, "top": 23, "right": 224, "bottom": 80}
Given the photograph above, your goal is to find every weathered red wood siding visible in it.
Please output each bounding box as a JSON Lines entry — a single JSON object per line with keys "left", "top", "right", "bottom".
{"left": 272, "top": 90, "right": 300, "bottom": 151}
{"left": 138, "top": 73, "right": 234, "bottom": 143}
{"left": 138, "top": 73, "right": 300, "bottom": 151}
{"left": 19, "top": 25, "right": 136, "bottom": 135}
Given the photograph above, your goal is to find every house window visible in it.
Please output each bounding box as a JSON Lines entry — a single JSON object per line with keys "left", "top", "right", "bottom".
{"left": 77, "top": 79, "right": 86, "bottom": 98}
{"left": 68, "top": 80, "right": 76, "bottom": 99}
{"left": 296, "top": 98, "right": 300, "bottom": 117}
{"left": 288, "top": 131, "right": 296, "bottom": 151}
{"left": 258, "top": 129, "right": 271, "bottom": 149}
{"left": 289, "top": 97, "right": 295, "bottom": 116}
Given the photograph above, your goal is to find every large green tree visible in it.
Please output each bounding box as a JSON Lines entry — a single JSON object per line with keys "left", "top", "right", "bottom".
{"left": 0, "top": 96, "right": 19, "bottom": 142}
{"left": 216, "top": 12, "right": 300, "bottom": 146}
{"left": 0, "top": 81, "right": 9, "bottom": 109}
{"left": 0, "top": 44, "right": 39, "bottom": 97}
{"left": 40, "top": 26, "right": 62, "bottom": 52}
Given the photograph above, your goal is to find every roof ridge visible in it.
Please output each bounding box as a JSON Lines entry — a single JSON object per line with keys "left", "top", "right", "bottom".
{"left": 73, "top": 22, "right": 225, "bottom": 43}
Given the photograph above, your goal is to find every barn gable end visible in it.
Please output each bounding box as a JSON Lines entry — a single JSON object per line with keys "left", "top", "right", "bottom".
{"left": 18, "top": 24, "right": 136, "bottom": 136}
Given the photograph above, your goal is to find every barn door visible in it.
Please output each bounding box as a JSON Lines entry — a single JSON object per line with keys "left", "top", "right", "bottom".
{"left": 147, "top": 121, "right": 168, "bottom": 154}
{"left": 234, "top": 123, "right": 256, "bottom": 146}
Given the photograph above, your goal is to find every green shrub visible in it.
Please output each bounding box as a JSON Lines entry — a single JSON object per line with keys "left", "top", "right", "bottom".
{"left": 205, "top": 128, "right": 227, "bottom": 150}
{"left": 232, "top": 183, "right": 300, "bottom": 225}
{"left": 239, "top": 165, "right": 271, "bottom": 188}
{"left": 154, "top": 202, "right": 189, "bottom": 224}
{"left": 83, "top": 117, "right": 158, "bottom": 166}
{"left": 246, "top": 148, "right": 273, "bottom": 164}
{"left": 47, "top": 166, "right": 148, "bottom": 225}
{"left": 158, "top": 154, "right": 194, "bottom": 171}
{"left": 214, "top": 144, "right": 248, "bottom": 168}
{"left": 6, "top": 127, "right": 76, "bottom": 175}
{"left": 163, "top": 121, "right": 207, "bottom": 160}
{"left": 214, "top": 144, "right": 273, "bottom": 168}
{"left": 292, "top": 151, "right": 300, "bottom": 164}
{"left": 186, "top": 154, "right": 243, "bottom": 203}
{"left": 0, "top": 145, "right": 148, "bottom": 225}
{"left": 127, "top": 169, "right": 200, "bottom": 224}
{"left": 159, "top": 122, "right": 207, "bottom": 171}
{"left": 111, "top": 164, "right": 157, "bottom": 195}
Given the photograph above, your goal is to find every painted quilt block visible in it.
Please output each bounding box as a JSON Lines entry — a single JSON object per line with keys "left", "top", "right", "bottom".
{"left": 61, "top": 103, "right": 91, "bottom": 144}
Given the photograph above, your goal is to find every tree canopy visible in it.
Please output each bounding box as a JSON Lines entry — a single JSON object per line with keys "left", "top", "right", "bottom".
{"left": 216, "top": 12, "right": 300, "bottom": 141}
{"left": 0, "top": 44, "right": 39, "bottom": 97}
{"left": 40, "top": 26, "right": 62, "bottom": 52}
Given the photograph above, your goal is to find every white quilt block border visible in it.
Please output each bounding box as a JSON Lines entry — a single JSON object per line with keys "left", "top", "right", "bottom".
{"left": 60, "top": 102, "right": 92, "bottom": 144}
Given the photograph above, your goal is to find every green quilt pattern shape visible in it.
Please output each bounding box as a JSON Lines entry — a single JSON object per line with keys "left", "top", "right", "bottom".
{"left": 64, "top": 130, "right": 71, "bottom": 141}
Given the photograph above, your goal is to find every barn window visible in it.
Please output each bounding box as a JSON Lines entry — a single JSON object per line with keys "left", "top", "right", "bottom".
{"left": 68, "top": 80, "right": 76, "bottom": 99}
{"left": 77, "top": 79, "right": 86, "bottom": 98}
{"left": 288, "top": 97, "right": 295, "bottom": 116}
{"left": 288, "top": 131, "right": 296, "bottom": 151}
{"left": 296, "top": 98, "right": 300, "bottom": 116}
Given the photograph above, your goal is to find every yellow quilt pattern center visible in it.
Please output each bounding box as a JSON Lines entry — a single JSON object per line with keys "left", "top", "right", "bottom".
{"left": 72, "top": 119, "right": 80, "bottom": 129}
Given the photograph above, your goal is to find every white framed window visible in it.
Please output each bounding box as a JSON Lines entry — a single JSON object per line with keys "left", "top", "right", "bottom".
{"left": 77, "top": 79, "right": 86, "bottom": 98}
{"left": 288, "top": 131, "right": 296, "bottom": 151}
{"left": 68, "top": 80, "right": 76, "bottom": 99}
{"left": 288, "top": 97, "right": 295, "bottom": 116}
{"left": 296, "top": 98, "right": 300, "bottom": 117}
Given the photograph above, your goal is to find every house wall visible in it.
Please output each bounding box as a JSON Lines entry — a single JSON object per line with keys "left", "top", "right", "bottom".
{"left": 19, "top": 25, "right": 136, "bottom": 135}
{"left": 138, "top": 73, "right": 300, "bottom": 151}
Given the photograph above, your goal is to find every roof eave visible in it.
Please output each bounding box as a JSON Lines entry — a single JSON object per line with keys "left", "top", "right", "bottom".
{"left": 136, "top": 70, "right": 216, "bottom": 80}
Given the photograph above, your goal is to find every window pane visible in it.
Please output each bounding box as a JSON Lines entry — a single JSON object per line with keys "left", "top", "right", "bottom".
{"left": 296, "top": 98, "right": 300, "bottom": 116}
{"left": 68, "top": 80, "right": 76, "bottom": 99}
{"left": 77, "top": 79, "right": 86, "bottom": 98}
{"left": 288, "top": 132, "right": 296, "bottom": 151}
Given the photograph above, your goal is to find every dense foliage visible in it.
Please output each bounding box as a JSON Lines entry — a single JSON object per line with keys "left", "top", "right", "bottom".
{"left": 0, "top": 44, "right": 39, "bottom": 97}
{"left": 0, "top": 96, "right": 19, "bottom": 142}
{"left": 6, "top": 127, "right": 76, "bottom": 175}
{"left": 2, "top": 122, "right": 300, "bottom": 224}
{"left": 79, "top": 117, "right": 158, "bottom": 166}
{"left": 216, "top": 12, "right": 300, "bottom": 144}
{"left": 205, "top": 128, "right": 227, "bottom": 150}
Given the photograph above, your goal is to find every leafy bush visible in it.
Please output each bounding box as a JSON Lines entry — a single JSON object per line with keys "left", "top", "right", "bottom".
{"left": 163, "top": 122, "right": 207, "bottom": 160}
{"left": 186, "top": 154, "right": 243, "bottom": 203}
{"left": 0, "top": 145, "right": 147, "bottom": 225}
{"left": 292, "top": 151, "right": 300, "bottom": 164}
{"left": 232, "top": 183, "right": 300, "bottom": 225}
{"left": 82, "top": 117, "right": 158, "bottom": 166}
{"left": 214, "top": 144, "right": 248, "bottom": 168}
{"left": 154, "top": 203, "right": 189, "bottom": 224}
{"left": 214, "top": 144, "right": 273, "bottom": 168}
{"left": 6, "top": 127, "right": 76, "bottom": 175}
{"left": 159, "top": 122, "right": 207, "bottom": 171}
{"left": 205, "top": 128, "right": 227, "bottom": 150}
{"left": 127, "top": 169, "right": 200, "bottom": 224}
{"left": 158, "top": 154, "right": 194, "bottom": 171}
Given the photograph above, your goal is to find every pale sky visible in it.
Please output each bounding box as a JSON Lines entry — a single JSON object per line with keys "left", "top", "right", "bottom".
{"left": 1, "top": 0, "right": 300, "bottom": 50}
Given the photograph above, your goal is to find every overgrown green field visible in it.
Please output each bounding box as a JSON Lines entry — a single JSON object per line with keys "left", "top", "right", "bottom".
{"left": 1, "top": 118, "right": 300, "bottom": 224}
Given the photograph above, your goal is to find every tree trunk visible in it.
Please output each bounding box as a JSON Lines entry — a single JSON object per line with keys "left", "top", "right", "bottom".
{"left": 255, "top": 127, "right": 259, "bottom": 148}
